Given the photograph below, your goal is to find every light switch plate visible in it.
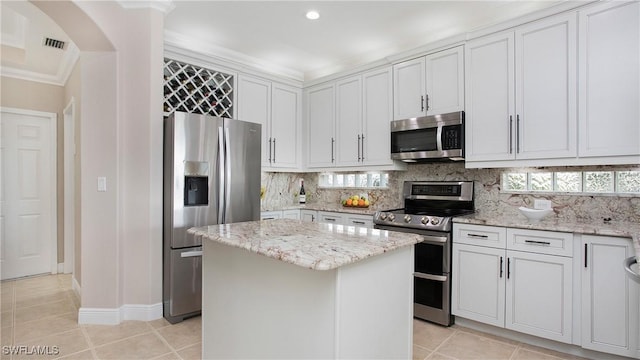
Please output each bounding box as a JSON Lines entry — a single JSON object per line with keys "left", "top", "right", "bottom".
{"left": 534, "top": 199, "right": 552, "bottom": 210}
{"left": 97, "top": 177, "right": 107, "bottom": 192}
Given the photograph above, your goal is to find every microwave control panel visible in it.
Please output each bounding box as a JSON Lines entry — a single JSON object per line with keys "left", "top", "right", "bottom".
{"left": 442, "top": 125, "right": 462, "bottom": 150}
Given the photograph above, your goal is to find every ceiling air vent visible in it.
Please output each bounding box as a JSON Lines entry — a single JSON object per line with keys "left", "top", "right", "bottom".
{"left": 43, "top": 37, "right": 66, "bottom": 50}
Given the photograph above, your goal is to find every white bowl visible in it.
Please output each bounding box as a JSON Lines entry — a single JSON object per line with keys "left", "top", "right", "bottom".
{"left": 518, "top": 207, "right": 553, "bottom": 222}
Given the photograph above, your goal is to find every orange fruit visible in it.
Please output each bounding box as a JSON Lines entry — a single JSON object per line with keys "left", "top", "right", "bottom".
{"left": 346, "top": 199, "right": 353, "bottom": 206}
{"left": 358, "top": 199, "right": 365, "bottom": 207}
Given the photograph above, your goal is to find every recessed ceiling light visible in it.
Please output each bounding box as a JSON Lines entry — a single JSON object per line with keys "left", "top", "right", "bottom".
{"left": 306, "top": 10, "right": 320, "bottom": 20}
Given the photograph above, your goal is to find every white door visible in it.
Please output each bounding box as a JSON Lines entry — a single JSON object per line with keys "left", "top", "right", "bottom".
{"left": 335, "top": 75, "right": 362, "bottom": 166}
{"left": 270, "top": 83, "right": 300, "bottom": 169}
{"left": 236, "top": 75, "right": 271, "bottom": 167}
{"left": 306, "top": 84, "right": 335, "bottom": 168}
{"left": 425, "top": 46, "right": 465, "bottom": 116}
{"left": 362, "top": 67, "right": 393, "bottom": 166}
{"left": 1, "top": 109, "right": 56, "bottom": 280}
{"left": 393, "top": 57, "right": 426, "bottom": 120}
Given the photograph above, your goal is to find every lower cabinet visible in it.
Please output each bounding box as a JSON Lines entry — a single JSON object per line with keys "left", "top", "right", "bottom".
{"left": 300, "top": 210, "right": 317, "bottom": 222}
{"left": 582, "top": 234, "right": 639, "bottom": 358}
{"left": 282, "top": 209, "right": 300, "bottom": 220}
{"left": 317, "top": 211, "right": 373, "bottom": 228}
{"left": 260, "top": 211, "right": 283, "bottom": 220}
{"left": 452, "top": 224, "right": 573, "bottom": 344}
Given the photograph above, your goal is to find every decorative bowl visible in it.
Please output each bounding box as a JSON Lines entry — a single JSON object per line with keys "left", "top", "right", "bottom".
{"left": 518, "top": 207, "right": 553, "bottom": 222}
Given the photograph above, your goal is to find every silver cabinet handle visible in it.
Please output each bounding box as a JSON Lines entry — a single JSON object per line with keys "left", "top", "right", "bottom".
{"left": 273, "top": 138, "right": 276, "bottom": 163}
{"left": 268, "top": 137, "right": 272, "bottom": 163}
{"left": 351, "top": 220, "right": 366, "bottom": 225}
{"left": 468, "top": 233, "right": 489, "bottom": 239}
{"left": 624, "top": 256, "right": 640, "bottom": 284}
{"left": 413, "top": 272, "right": 447, "bottom": 282}
{"left": 421, "top": 95, "right": 425, "bottom": 112}
{"left": 357, "top": 134, "right": 361, "bottom": 161}
{"left": 361, "top": 133, "right": 365, "bottom": 161}
{"left": 181, "top": 250, "right": 203, "bottom": 258}
{"left": 425, "top": 94, "right": 430, "bottom": 111}
{"left": 509, "top": 116, "right": 513, "bottom": 154}
{"left": 516, "top": 114, "right": 521, "bottom": 154}
{"left": 331, "top": 137, "right": 335, "bottom": 163}
{"left": 325, "top": 218, "right": 337, "bottom": 222}
{"left": 524, "top": 240, "right": 551, "bottom": 246}
{"left": 262, "top": 217, "right": 275, "bottom": 220}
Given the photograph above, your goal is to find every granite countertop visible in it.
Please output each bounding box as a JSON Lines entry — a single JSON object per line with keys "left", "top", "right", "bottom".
{"left": 454, "top": 212, "right": 640, "bottom": 260}
{"left": 188, "top": 218, "right": 422, "bottom": 271}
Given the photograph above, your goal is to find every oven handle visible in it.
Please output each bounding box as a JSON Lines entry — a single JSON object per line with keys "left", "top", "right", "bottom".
{"left": 422, "top": 235, "right": 448, "bottom": 244}
{"left": 413, "top": 272, "right": 448, "bottom": 282}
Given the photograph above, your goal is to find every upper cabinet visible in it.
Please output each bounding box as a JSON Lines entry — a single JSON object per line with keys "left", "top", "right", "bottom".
{"left": 393, "top": 46, "right": 464, "bottom": 120}
{"left": 578, "top": 1, "right": 640, "bottom": 159}
{"left": 237, "top": 75, "right": 301, "bottom": 171}
{"left": 465, "top": 13, "right": 577, "bottom": 165}
{"left": 307, "top": 66, "right": 403, "bottom": 170}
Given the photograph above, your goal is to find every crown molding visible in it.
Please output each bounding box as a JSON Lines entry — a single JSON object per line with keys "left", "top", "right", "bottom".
{"left": 0, "top": 42, "right": 80, "bottom": 86}
{"left": 116, "top": 0, "right": 175, "bottom": 14}
{"left": 164, "top": 30, "right": 304, "bottom": 84}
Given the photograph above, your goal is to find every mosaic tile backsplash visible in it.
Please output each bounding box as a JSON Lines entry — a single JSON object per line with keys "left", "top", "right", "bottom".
{"left": 261, "top": 164, "right": 640, "bottom": 223}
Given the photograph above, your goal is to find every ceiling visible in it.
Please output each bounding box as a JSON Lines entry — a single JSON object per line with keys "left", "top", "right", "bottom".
{"left": 1, "top": 0, "right": 570, "bottom": 85}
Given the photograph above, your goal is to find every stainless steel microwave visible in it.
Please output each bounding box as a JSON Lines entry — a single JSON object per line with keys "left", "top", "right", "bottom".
{"left": 390, "top": 111, "right": 464, "bottom": 162}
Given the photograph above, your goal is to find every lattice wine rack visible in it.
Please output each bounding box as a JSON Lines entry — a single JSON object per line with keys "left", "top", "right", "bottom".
{"left": 163, "top": 58, "right": 234, "bottom": 118}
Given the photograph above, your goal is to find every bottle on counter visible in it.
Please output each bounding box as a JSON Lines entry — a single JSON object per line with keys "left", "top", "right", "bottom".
{"left": 299, "top": 180, "right": 306, "bottom": 204}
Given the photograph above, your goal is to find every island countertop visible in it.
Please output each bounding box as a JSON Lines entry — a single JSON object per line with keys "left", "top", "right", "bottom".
{"left": 188, "top": 218, "right": 422, "bottom": 271}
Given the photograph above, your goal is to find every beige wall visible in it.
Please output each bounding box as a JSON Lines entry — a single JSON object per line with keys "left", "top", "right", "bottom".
{"left": 0, "top": 76, "right": 65, "bottom": 264}
{"left": 64, "top": 59, "right": 82, "bottom": 284}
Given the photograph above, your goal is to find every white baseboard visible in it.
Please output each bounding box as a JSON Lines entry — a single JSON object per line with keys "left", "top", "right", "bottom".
{"left": 78, "top": 303, "right": 163, "bottom": 325}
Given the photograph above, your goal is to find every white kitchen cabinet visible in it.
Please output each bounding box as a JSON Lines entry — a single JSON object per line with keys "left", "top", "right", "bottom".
{"left": 336, "top": 68, "right": 394, "bottom": 167}
{"left": 300, "top": 209, "right": 317, "bottom": 222}
{"left": 452, "top": 224, "right": 573, "bottom": 344}
{"left": 237, "top": 75, "right": 301, "bottom": 170}
{"left": 578, "top": 1, "right": 640, "bottom": 159}
{"left": 393, "top": 46, "right": 464, "bottom": 120}
{"left": 465, "top": 13, "right": 577, "bottom": 164}
{"left": 345, "top": 214, "right": 373, "bottom": 228}
{"left": 282, "top": 209, "right": 300, "bottom": 220}
{"left": 318, "top": 211, "right": 345, "bottom": 225}
{"left": 306, "top": 83, "right": 336, "bottom": 168}
{"left": 582, "top": 235, "right": 639, "bottom": 358}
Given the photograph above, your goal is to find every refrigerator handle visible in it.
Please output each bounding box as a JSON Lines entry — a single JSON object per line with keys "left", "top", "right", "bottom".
{"left": 224, "top": 126, "right": 232, "bottom": 223}
{"left": 218, "top": 126, "right": 225, "bottom": 224}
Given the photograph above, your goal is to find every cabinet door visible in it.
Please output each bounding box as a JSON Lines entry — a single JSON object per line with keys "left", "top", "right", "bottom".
{"left": 465, "top": 32, "right": 515, "bottom": 162}
{"left": 260, "top": 211, "right": 282, "bottom": 220}
{"left": 300, "top": 210, "right": 317, "bottom": 222}
{"left": 271, "top": 83, "right": 301, "bottom": 169}
{"left": 345, "top": 214, "right": 373, "bottom": 228}
{"left": 362, "top": 67, "right": 393, "bottom": 166}
{"left": 282, "top": 209, "right": 300, "bottom": 220}
{"left": 237, "top": 75, "right": 271, "bottom": 167}
{"left": 307, "top": 84, "right": 336, "bottom": 168}
{"left": 335, "top": 76, "right": 362, "bottom": 166}
{"left": 515, "top": 14, "right": 577, "bottom": 160}
{"left": 393, "top": 57, "right": 426, "bottom": 120}
{"left": 452, "top": 243, "right": 505, "bottom": 327}
{"left": 578, "top": 1, "right": 640, "bottom": 158}
{"left": 318, "top": 211, "right": 345, "bottom": 225}
{"left": 582, "top": 235, "right": 638, "bottom": 357}
{"left": 425, "top": 46, "right": 464, "bottom": 116}
{"left": 505, "top": 250, "right": 572, "bottom": 344}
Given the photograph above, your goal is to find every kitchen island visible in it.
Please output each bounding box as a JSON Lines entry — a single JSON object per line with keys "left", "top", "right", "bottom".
{"left": 188, "top": 219, "right": 422, "bottom": 359}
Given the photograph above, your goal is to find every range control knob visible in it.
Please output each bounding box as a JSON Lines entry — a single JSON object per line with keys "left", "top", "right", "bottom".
{"left": 404, "top": 215, "right": 412, "bottom": 223}
{"left": 379, "top": 213, "right": 387, "bottom": 220}
{"left": 421, "top": 216, "right": 429, "bottom": 225}
{"left": 388, "top": 214, "right": 395, "bottom": 221}
{"left": 430, "top": 217, "right": 441, "bottom": 225}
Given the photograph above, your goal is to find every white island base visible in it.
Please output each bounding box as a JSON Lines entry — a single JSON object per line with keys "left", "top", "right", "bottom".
{"left": 202, "top": 241, "right": 414, "bottom": 359}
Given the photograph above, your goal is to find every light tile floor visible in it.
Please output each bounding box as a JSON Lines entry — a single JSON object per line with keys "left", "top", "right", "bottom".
{"left": 1, "top": 274, "right": 586, "bottom": 360}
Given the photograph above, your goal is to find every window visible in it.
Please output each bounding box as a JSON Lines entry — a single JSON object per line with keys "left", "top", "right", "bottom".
{"left": 503, "top": 170, "right": 640, "bottom": 194}
{"left": 319, "top": 172, "right": 389, "bottom": 188}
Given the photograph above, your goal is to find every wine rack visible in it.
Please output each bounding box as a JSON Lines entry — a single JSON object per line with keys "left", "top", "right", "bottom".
{"left": 163, "top": 58, "right": 234, "bottom": 118}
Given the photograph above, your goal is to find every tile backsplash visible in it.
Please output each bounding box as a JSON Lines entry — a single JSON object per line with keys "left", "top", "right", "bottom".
{"left": 261, "top": 164, "right": 640, "bottom": 223}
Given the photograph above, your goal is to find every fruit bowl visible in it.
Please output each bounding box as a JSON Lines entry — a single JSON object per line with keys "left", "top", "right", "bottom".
{"left": 342, "top": 195, "right": 370, "bottom": 208}
{"left": 518, "top": 207, "right": 553, "bottom": 222}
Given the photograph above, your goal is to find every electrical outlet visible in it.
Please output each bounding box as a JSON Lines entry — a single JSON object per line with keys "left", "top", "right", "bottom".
{"left": 534, "top": 199, "right": 552, "bottom": 210}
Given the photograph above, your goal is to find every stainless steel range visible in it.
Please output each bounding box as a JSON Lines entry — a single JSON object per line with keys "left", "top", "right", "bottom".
{"left": 373, "top": 181, "right": 474, "bottom": 326}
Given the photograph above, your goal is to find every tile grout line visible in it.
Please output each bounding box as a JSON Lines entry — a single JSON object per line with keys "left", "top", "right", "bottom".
{"left": 78, "top": 325, "right": 99, "bottom": 360}
{"left": 147, "top": 322, "right": 184, "bottom": 360}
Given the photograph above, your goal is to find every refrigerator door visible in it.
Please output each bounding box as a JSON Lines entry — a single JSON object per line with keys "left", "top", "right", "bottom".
{"left": 165, "top": 113, "right": 224, "bottom": 249}
{"left": 166, "top": 247, "right": 202, "bottom": 321}
{"left": 222, "top": 119, "right": 261, "bottom": 223}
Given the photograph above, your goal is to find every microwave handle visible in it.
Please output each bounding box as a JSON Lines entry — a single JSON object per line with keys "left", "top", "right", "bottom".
{"left": 436, "top": 123, "right": 443, "bottom": 151}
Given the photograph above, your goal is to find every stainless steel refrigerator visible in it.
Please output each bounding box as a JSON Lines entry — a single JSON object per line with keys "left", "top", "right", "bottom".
{"left": 163, "top": 111, "right": 261, "bottom": 323}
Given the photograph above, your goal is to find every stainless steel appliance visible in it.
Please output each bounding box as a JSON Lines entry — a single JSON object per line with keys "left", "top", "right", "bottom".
{"left": 390, "top": 111, "right": 464, "bottom": 162}
{"left": 163, "top": 111, "right": 261, "bottom": 323}
{"left": 373, "top": 181, "right": 474, "bottom": 326}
